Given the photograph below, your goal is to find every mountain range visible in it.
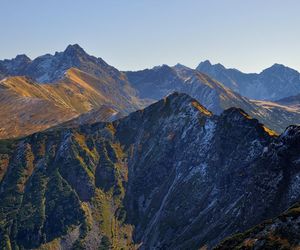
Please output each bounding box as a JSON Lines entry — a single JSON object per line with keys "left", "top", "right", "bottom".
{"left": 1, "top": 44, "right": 300, "bottom": 138}
{"left": 1, "top": 44, "right": 300, "bottom": 249}
{"left": 0, "top": 45, "right": 148, "bottom": 139}
{"left": 197, "top": 60, "right": 300, "bottom": 100}
{"left": 126, "top": 63, "right": 300, "bottom": 134}
{"left": 1, "top": 93, "right": 300, "bottom": 249}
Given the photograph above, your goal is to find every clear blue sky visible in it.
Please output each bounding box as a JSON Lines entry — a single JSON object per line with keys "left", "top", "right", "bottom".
{"left": 1, "top": 0, "right": 300, "bottom": 72}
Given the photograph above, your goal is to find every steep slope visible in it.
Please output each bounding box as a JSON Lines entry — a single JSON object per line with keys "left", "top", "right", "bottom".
{"left": 0, "top": 68, "right": 146, "bottom": 139}
{"left": 0, "top": 76, "right": 77, "bottom": 139}
{"left": 215, "top": 203, "right": 300, "bottom": 249}
{"left": 215, "top": 126, "right": 300, "bottom": 249}
{"left": 126, "top": 64, "right": 300, "bottom": 133}
{"left": 1, "top": 93, "right": 300, "bottom": 249}
{"left": 196, "top": 60, "right": 300, "bottom": 100}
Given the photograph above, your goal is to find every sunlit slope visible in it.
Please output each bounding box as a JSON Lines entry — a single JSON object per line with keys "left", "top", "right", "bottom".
{"left": 0, "top": 77, "right": 77, "bottom": 138}
{"left": 0, "top": 68, "right": 146, "bottom": 139}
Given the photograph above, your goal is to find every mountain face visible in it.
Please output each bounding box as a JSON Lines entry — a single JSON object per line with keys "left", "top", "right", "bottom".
{"left": 0, "top": 46, "right": 147, "bottom": 139}
{"left": 126, "top": 63, "right": 268, "bottom": 116}
{"left": 0, "top": 54, "right": 31, "bottom": 78}
{"left": 216, "top": 203, "right": 300, "bottom": 250}
{"left": 125, "top": 64, "right": 300, "bottom": 134}
{"left": 126, "top": 64, "right": 231, "bottom": 114}
{"left": 196, "top": 60, "right": 300, "bottom": 100}
{"left": 1, "top": 93, "right": 300, "bottom": 249}
{"left": 215, "top": 125, "right": 300, "bottom": 249}
{"left": 0, "top": 44, "right": 126, "bottom": 84}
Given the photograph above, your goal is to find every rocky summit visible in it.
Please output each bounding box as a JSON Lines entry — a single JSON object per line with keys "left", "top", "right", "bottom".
{"left": 196, "top": 60, "right": 300, "bottom": 101}
{"left": 1, "top": 92, "right": 300, "bottom": 249}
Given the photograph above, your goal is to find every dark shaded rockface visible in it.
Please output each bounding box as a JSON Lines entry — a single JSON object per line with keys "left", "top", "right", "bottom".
{"left": 215, "top": 203, "right": 300, "bottom": 249}
{"left": 215, "top": 125, "right": 300, "bottom": 249}
{"left": 1, "top": 93, "right": 300, "bottom": 249}
{"left": 197, "top": 60, "right": 300, "bottom": 100}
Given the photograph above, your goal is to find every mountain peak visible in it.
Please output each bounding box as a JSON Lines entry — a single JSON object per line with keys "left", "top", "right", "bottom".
{"left": 268, "top": 63, "right": 287, "bottom": 70}
{"left": 64, "top": 44, "right": 86, "bottom": 56}
{"left": 201, "top": 60, "right": 212, "bottom": 66}
{"left": 196, "top": 60, "right": 212, "bottom": 70}
{"left": 162, "top": 92, "right": 212, "bottom": 116}
{"left": 221, "top": 107, "right": 251, "bottom": 121}
{"left": 261, "top": 63, "right": 297, "bottom": 75}
{"left": 173, "top": 63, "right": 188, "bottom": 69}
{"left": 196, "top": 60, "right": 227, "bottom": 72}
{"left": 14, "top": 54, "right": 31, "bottom": 63}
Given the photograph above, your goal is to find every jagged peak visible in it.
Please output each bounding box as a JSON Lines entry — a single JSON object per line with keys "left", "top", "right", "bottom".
{"left": 196, "top": 60, "right": 226, "bottom": 71}
{"left": 14, "top": 54, "right": 31, "bottom": 62}
{"left": 152, "top": 64, "right": 172, "bottom": 70}
{"left": 173, "top": 63, "right": 189, "bottom": 69}
{"left": 261, "top": 63, "right": 298, "bottom": 74}
{"left": 161, "top": 92, "right": 212, "bottom": 116}
{"left": 198, "top": 60, "right": 212, "bottom": 67}
{"left": 63, "top": 44, "right": 87, "bottom": 56}
{"left": 1, "top": 54, "right": 31, "bottom": 63}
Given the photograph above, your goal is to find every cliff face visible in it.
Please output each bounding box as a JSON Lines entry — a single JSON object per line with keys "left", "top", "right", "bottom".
{"left": 215, "top": 202, "right": 300, "bottom": 250}
{"left": 1, "top": 93, "right": 300, "bottom": 249}
{"left": 215, "top": 125, "right": 300, "bottom": 249}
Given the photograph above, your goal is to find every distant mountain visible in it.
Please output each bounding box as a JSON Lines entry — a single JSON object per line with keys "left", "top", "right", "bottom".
{"left": 1, "top": 45, "right": 300, "bottom": 137}
{"left": 126, "top": 63, "right": 256, "bottom": 114}
{"left": 1, "top": 93, "right": 300, "bottom": 249}
{"left": 0, "top": 66, "right": 146, "bottom": 139}
{"left": 125, "top": 64, "right": 300, "bottom": 133}
{"left": 0, "top": 54, "right": 31, "bottom": 78}
{"left": 196, "top": 60, "right": 300, "bottom": 100}
{"left": 0, "top": 44, "right": 126, "bottom": 83}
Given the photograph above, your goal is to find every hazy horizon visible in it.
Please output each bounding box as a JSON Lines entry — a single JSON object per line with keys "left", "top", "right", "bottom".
{"left": 1, "top": 0, "right": 300, "bottom": 73}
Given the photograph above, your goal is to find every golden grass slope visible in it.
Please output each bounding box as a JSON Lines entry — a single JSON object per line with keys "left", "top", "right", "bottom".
{"left": 0, "top": 68, "right": 146, "bottom": 139}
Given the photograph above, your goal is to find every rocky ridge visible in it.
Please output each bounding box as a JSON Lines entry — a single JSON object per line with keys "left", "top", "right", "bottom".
{"left": 1, "top": 93, "right": 300, "bottom": 249}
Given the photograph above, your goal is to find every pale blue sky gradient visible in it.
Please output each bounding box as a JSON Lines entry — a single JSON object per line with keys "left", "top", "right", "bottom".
{"left": 1, "top": 0, "right": 300, "bottom": 72}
